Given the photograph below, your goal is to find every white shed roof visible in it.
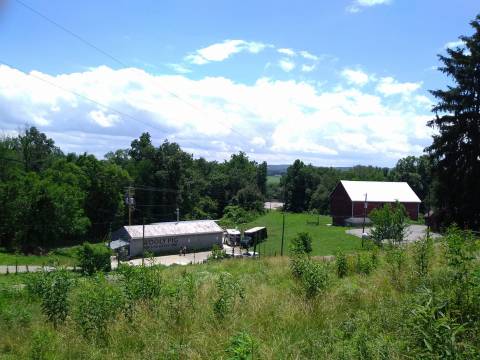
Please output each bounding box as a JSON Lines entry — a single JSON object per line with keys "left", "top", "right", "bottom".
{"left": 123, "top": 220, "right": 223, "bottom": 239}
{"left": 340, "top": 180, "right": 421, "bottom": 203}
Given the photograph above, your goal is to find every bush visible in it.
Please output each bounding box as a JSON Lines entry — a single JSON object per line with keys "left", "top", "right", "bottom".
{"left": 289, "top": 232, "right": 313, "bottom": 255}
{"left": 370, "top": 202, "right": 408, "bottom": 245}
{"left": 354, "top": 253, "right": 374, "bottom": 276}
{"left": 220, "top": 205, "right": 258, "bottom": 226}
{"left": 120, "top": 265, "right": 162, "bottom": 317}
{"left": 208, "top": 244, "right": 228, "bottom": 261}
{"left": 385, "top": 247, "right": 406, "bottom": 290}
{"left": 71, "top": 275, "right": 124, "bottom": 341}
{"left": 225, "top": 331, "right": 258, "bottom": 360}
{"left": 213, "top": 272, "right": 244, "bottom": 320}
{"left": 335, "top": 251, "right": 348, "bottom": 278}
{"left": 412, "top": 235, "right": 434, "bottom": 277}
{"left": 27, "top": 270, "right": 72, "bottom": 328}
{"left": 290, "top": 255, "right": 310, "bottom": 279}
{"left": 300, "top": 260, "right": 330, "bottom": 299}
{"left": 164, "top": 271, "right": 197, "bottom": 325}
{"left": 76, "top": 242, "right": 111, "bottom": 275}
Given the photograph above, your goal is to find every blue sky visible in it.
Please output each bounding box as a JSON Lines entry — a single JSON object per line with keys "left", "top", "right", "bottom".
{"left": 0, "top": 0, "right": 478, "bottom": 166}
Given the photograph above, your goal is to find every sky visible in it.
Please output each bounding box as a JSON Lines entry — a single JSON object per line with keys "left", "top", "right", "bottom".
{"left": 0, "top": 0, "right": 478, "bottom": 166}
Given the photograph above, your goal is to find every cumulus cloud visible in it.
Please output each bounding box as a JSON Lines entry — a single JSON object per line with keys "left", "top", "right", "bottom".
{"left": 347, "top": 0, "right": 392, "bottom": 13}
{"left": 341, "top": 68, "right": 369, "bottom": 86}
{"left": 277, "top": 48, "right": 296, "bottom": 57}
{"left": 444, "top": 40, "right": 465, "bottom": 49}
{"left": 376, "top": 77, "right": 421, "bottom": 96}
{"left": 0, "top": 64, "right": 431, "bottom": 165}
{"left": 278, "top": 59, "right": 296, "bottom": 72}
{"left": 185, "top": 39, "right": 267, "bottom": 65}
{"left": 299, "top": 51, "right": 319, "bottom": 61}
{"left": 301, "top": 64, "right": 316, "bottom": 73}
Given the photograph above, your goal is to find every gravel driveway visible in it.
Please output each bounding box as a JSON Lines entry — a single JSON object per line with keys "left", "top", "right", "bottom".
{"left": 347, "top": 225, "right": 441, "bottom": 243}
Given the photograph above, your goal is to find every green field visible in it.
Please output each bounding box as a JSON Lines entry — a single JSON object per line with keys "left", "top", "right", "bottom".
{"left": 0, "top": 243, "right": 106, "bottom": 266}
{"left": 266, "top": 175, "right": 281, "bottom": 185}
{"left": 241, "top": 211, "right": 362, "bottom": 256}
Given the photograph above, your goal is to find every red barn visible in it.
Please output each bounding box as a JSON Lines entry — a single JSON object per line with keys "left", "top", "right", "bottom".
{"left": 330, "top": 180, "right": 421, "bottom": 226}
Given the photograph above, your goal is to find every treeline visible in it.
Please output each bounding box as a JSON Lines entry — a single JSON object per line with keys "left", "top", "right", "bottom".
{"left": 0, "top": 128, "right": 267, "bottom": 252}
{"left": 277, "top": 156, "right": 432, "bottom": 214}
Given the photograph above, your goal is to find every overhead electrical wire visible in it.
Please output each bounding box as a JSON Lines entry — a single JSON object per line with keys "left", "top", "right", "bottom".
{"left": 13, "top": 0, "right": 254, "bottom": 146}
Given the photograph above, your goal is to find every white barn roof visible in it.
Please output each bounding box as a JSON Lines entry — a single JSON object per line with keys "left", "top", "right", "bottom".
{"left": 340, "top": 180, "right": 421, "bottom": 203}
{"left": 123, "top": 220, "right": 223, "bottom": 239}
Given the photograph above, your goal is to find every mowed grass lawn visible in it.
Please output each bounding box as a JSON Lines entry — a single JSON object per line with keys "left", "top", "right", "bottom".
{"left": 0, "top": 243, "right": 106, "bottom": 266}
{"left": 242, "top": 211, "right": 362, "bottom": 256}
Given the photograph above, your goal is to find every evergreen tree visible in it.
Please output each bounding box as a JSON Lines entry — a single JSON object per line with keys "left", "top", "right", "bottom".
{"left": 427, "top": 15, "right": 480, "bottom": 229}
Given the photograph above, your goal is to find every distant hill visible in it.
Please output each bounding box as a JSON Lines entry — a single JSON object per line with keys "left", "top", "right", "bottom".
{"left": 267, "top": 164, "right": 290, "bottom": 176}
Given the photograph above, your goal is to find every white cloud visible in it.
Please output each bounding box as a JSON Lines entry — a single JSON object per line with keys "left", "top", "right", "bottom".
{"left": 0, "top": 64, "right": 431, "bottom": 166}
{"left": 347, "top": 0, "right": 392, "bottom": 13}
{"left": 301, "top": 64, "right": 316, "bottom": 73}
{"left": 278, "top": 48, "right": 296, "bottom": 56}
{"left": 168, "top": 63, "right": 191, "bottom": 74}
{"left": 376, "top": 77, "right": 421, "bottom": 96}
{"left": 341, "top": 68, "right": 369, "bottom": 86}
{"left": 444, "top": 40, "right": 465, "bottom": 49}
{"left": 185, "top": 39, "right": 267, "bottom": 65}
{"left": 278, "top": 59, "right": 296, "bottom": 72}
{"left": 89, "top": 110, "right": 120, "bottom": 128}
{"left": 299, "top": 51, "right": 319, "bottom": 61}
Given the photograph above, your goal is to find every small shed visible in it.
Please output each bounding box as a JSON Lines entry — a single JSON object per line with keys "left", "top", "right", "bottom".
{"left": 244, "top": 227, "right": 268, "bottom": 246}
{"left": 111, "top": 220, "right": 224, "bottom": 257}
{"left": 330, "top": 180, "right": 421, "bottom": 226}
{"left": 224, "top": 229, "right": 241, "bottom": 246}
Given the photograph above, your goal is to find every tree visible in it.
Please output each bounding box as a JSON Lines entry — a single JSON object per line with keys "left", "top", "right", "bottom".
{"left": 427, "top": 15, "right": 480, "bottom": 230}
{"left": 290, "top": 232, "right": 313, "bottom": 255}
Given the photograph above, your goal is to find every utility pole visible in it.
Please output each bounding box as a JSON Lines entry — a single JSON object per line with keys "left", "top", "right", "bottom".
{"left": 142, "top": 218, "right": 145, "bottom": 266}
{"left": 362, "top": 193, "right": 368, "bottom": 247}
{"left": 176, "top": 207, "right": 180, "bottom": 222}
{"left": 126, "top": 186, "right": 134, "bottom": 226}
{"left": 281, "top": 212, "right": 285, "bottom": 256}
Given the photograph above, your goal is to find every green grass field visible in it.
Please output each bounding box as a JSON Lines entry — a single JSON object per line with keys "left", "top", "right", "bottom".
{"left": 0, "top": 243, "right": 106, "bottom": 266}
{"left": 241, "top": 211, "right": 362, "bottom": 256}
{"left": 266, "top": 175, "right": 281, "bottom": 185}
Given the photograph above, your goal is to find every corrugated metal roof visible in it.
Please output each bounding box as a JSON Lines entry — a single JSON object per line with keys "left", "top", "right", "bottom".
{"left": 245, "top": 227, "right": 266, "bottom": 234}
{"left": 123, "top": 220, "right": 223, "bottom": 239}
{"left": 226, "top": 229, "right": 241, "bottom": 235}
{"left": 341, "top": 180, "right": 421, "bottom": 203}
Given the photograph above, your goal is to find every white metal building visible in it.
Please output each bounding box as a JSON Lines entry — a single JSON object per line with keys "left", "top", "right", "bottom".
{"left": 112, "top": 220, "right": 224, "bottom": 257}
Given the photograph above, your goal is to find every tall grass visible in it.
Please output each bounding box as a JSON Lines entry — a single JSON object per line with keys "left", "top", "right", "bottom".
{"left": 0, "top": 231, "right": 479, "bottom": 359}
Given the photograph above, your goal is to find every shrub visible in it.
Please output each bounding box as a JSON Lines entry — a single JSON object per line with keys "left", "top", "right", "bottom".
{"left": 370, "top": 202, "right": 408, "bottom": 245}
{"left": 208, "top": 244, "right": 228, "bottom": 261}
{"left": 164, "top": 271, "right": 197, "bottom": 325}
{"left": 335, "top": 251, "right": 348, "bottom": 278}
{"left": 28, "top": 328, "right": 56, "bottom": 360}
{"left": 412, "top": 235, "right": 434, "bottom": 277}
{"left": 28, "top": 270, "right": 72, "bottom": 328}
{"left": 354, "top": 253, "right": 374, "bottom": 276}
{"left": 71, "top": 275, "right": 124, "bottom": 341}
{"left": 385, "top": 247, "right": 406, "bottom": 290}
{"left": 225, "top": 331, "right": 258, "bottom": 360}
{"left": 120, "top": 265, "right": 162, "bottom": 317}
{"left": 289, "top": 232, "right": 313, "bottom": 255}
{"left": 76, "top": 242, "right": 111, "bottom": 276}
{"left": 300, "top": 260, "right": 330, "bottom": 298}
{"left": 213, "top": 272, "right": 244, "bottom": 320}
{"left": 220, "top": 205, "right": 258, "bottom": 226}
{"left": 408, "top": 288, "right": 474, "bottom": 359}
{"left": 290, "top": 254, "right": 310, "bottom": 279}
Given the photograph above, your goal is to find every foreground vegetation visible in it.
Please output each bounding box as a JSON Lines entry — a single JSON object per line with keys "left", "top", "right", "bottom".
{"left": 0, "top": 228, "right": 478, "bottom": 359}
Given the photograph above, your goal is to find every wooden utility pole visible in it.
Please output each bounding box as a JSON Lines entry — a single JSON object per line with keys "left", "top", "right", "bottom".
{"left": 142, "top": 218, "right": 145, "bottom": 266}
{"left": 176, "top": 207, "right": 180, "bottom": 222}
{"left": 281, "top": 212, "right": 285, "bottom": 256}
{"left": 127, "top": 186, "right": 134, "bottom": 226}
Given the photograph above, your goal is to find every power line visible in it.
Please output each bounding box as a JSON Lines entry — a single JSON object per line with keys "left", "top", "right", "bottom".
{"left": 14, "top": 0, "right": 253, "bottom": 145}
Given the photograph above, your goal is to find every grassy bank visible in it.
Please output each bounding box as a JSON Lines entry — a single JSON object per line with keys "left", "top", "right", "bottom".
{"left": 1, "top": 231, "right": 479, "bottom": 358}
{"left": 0, "top": 243, "right": 106, "bottom": 266}
{"left": 241, "top": 211, "right": 362, "bottom": 256}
